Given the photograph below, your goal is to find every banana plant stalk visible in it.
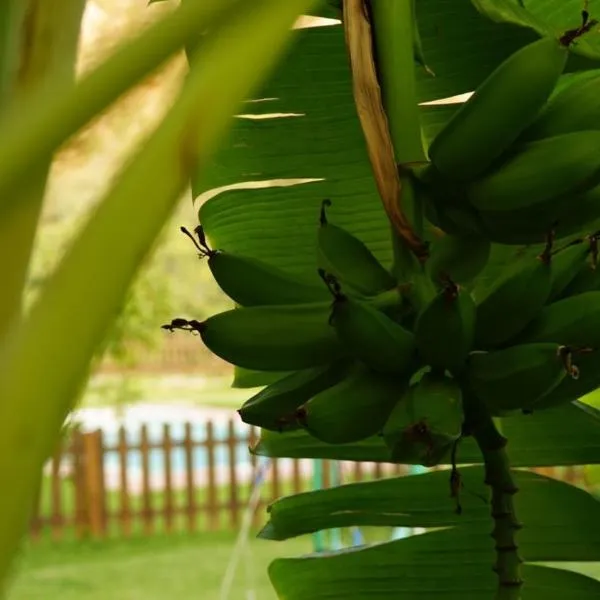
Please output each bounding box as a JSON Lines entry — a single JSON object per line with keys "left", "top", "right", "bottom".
{"left": 0, "top": 0, "right": 317, "bottom": 589}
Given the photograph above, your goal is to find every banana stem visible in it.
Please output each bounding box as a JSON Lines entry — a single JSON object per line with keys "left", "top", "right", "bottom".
{"left": 369, "top": 0, "right": 426, "bottom": 164}
{"left": 342, "top": 0, "right": 428, "bottom": 261}
{"left": 0, "top": 1, "right": 85, "bottom": 342}
{"left": 464, "top": 392, "right": 523, "bottom": 600}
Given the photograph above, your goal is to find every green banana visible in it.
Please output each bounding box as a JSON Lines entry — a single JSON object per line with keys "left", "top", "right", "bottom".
{"left": 182, "top": 226, "right": 329, "bottom": 306}
{"left": 474, "top": 246, "right": 552, "bottom": 348}
{"left": 518, "top": 291, "right": 600, "bottom": 348}
{"left": 329, "top": 289, "right": 416, "bottom": 376}
{"left": 547, "top": 236, "right": 594, "bottom": 301}
{"left": 477, "top": 201, "right": 597, "bottom": 246}
{"left": 553, "top": 185, "right": 600, "bottom": 239}
{"left": 526, "top": 348, "right": 600, "bottom": 411}
{"left": 318, "top": 200, "right": 396, "bottom": 296}
{"left": 466, "top": 343, "right": 575, "bottom": 414}
{"left": 561, "top": 265, "right": 600, "bottom": 297}
{"left": 520, "top": 72, "right": 600, "bottom": 141}
{"left": 382, "top": 372, "right": 463, "bottom": 466}
{"left": 414, "top": 281, "right": 475, "bottom": 374}
{"left": 163, "top": 302, "right": 346, "bottom": 372}
{"left": 428, "top": 36, "right": 568, "bottom": 181}
{"left": 477, "top": 189, "right": 600, "bottom": 245}
{"left": 237, "top": 361, "right": 352, "bottom": 432}
{"left": 425, "top": 233, "right": 491, "bottom": 286}
{"left": 477, "top": 209, "right": 556, "bottom": 245}
{"left": 560, "top": 238, "right": 600, "bottom": 297}
{"left": 297, "top": 365, "right": 406, "bottom": 444}
{"left": 467, "top": 131, "right": 600, "bottom": 212}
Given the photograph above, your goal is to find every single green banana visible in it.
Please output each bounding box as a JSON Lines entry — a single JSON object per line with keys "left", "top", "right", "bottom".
{"left": 518, "top": 291, "right": 600, "bottom": 348}
{"left": 477, "top": 192, "right": 600, "bottom": 246}
{"left": 474, "top": 246, "right": 552, "bottom": 348}
{"left": 560, "top": 239, "right": 600, "bottom": 297}
{"left": 547, "top": 237, "right": 593, "bottom": 302}
{"left": 237, "top": 361, "right": 352, "bottom": 432}
{"left": 561, "top": 265, "right": 600, "bottom": 297}
{"left": 467, "top": 131, "right": 600, "bottom": 213}
{"left": 414, "top": 281, "right": 475, "bottom": 374}
{"left": 329, "top": 289, "right": 416, "bottom": 376}
{"left": 425, "top": 233, "right": 491, "bottom": 286}
{"left": 318, "top": 199, "right": 396, "bottom": 296}
{"left": 553, "top": 184, "right": 600, "bottom": 239}
{"left": 382, "top": 371, "right": 463, "bottom": 466}
{"left": 297, "top": 365, "right": 406, "bottom": 444}
{"left": 520, "top": 72, "right": 600, "bottom": 141}
{"left": 466, "top": 343, "right": 575, "bottom": 414}
{"left": 163, "top": 302, "right": 346, "bottom": 372}
{"left": 477, "top": 182, "right": 600, "bottom": 246}
{"left": 182, "top": 226, "right": 329, "bottom": 306}
{"left": 428, "top": 36, "right": 568, "bottom": 181}
{"left": 526, "top": 348, "right": 600, "bottom": 410}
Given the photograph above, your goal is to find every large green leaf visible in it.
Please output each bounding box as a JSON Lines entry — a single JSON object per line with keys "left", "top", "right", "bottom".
{"left": 261, "top": 466, "right": 600, "bottom": 563}
{"left": 254, "top": 401, "right": 600, "bottom": 466}
{"left": 269, "top": 531, "right": 600, "bottom": 599}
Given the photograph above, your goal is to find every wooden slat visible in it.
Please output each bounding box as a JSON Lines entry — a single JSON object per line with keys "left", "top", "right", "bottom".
{"left": 247, "top": 427, "right": 264, "bottom": 528}
{"left": 183, "top": 422, "right": 197, "bottom": 532}
{"left": 29, "top": 469, "right": 44, "bottom": 541}
{"left": 82, "top": 430, "right": 106, "bottom": 538}
{"left": 322, "top": 460, "right": 331, "bottom": 489}
{"left": 50, "top": 442, "right": 63, "bottom": 541}
{"left": 163, "top": 423, "right": 174, "bottom": 533}
{"left": 271, "top": 457, "right": 281, "bottom": 501}
{"left": 205, "top": 422, "right": 218, "bottom": 530}
{"left": 353, "top": 460, "right": 363, "bottom": 483}
{"left": 140, "top": 425, "right": 153, "bottom": 535}
{"left": 292, "top": 458, "right": 302, "bottom": 494}
{"left": 71, "top": 429, "right": 88, "bottom": 539}
{"left": 374, "top": 461, "right": 383, "bottom": 480}
{"left": 227, "top": 420, "right": 239, "bottom": 529}
{"left": 118, "top": 426, "right": 131, "bottom": 537}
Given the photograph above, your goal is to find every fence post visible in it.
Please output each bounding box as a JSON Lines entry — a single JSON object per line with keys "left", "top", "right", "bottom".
{"left": 117, "top": 426, "right": 131, "bottom": 537}
{"left": 183, "top": 422, "right": 197, "bottom": 533}
{"left": 227, "top": 420, "right": 239, "bottom": 529}
{"left": 71, "top": 428, "right": 89, "bottom": 540}
{"left": 82, "top": 430, "right": 107, "bottom": 538}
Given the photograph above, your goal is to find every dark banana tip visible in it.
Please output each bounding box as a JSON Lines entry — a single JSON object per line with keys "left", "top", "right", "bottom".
{"left": 559, "top": 11, "right": 598, "bottom": 46}
{"left": 161, "top": 318, "right": 206, "bottom": 334}
{"left": 294, "top": 406, "right": 308, "bottom": 426}
{"left": 319, "top": 199, "right": 332, "bottom": 225}
{"left": 180, "top": 225, "right": 215, "bottom": 257}
{"left": 318, "top": 268, "right": 345, "bottom": 300}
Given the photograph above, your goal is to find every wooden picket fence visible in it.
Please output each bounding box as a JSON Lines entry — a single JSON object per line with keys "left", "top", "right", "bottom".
{"left": 29, "top": 420, "right": 589, "bottom": 542}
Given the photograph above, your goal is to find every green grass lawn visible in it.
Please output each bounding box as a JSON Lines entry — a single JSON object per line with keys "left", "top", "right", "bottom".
{"left": 8, "top": 530, "right": 600, "bottom": 600}
{"left": 83, "top": 373, "right": 252, "bottom": 410}
{"left": 7, "top": 531, "right": 312, "bottom": 600}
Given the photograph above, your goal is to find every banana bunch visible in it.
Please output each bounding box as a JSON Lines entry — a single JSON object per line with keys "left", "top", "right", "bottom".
{"left": 419, "top": 33, "right": 600, "bottom": 247}
{"left": 164, "top": 29, "right": 600, "bottom": 468}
